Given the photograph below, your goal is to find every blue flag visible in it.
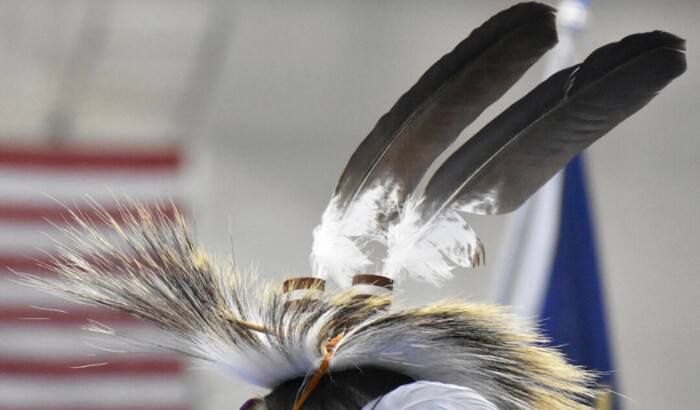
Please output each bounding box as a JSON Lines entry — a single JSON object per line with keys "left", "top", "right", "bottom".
{"left": 541, "top": 155, "right": 618, "bottom": 409}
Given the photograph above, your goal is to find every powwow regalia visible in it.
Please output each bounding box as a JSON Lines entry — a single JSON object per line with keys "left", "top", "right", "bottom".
{"left": 23, "top": 2, "right": 686, "bottom": 409}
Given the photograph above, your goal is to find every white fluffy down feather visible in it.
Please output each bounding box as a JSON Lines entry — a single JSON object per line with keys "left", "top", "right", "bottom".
{"left": 311, "top": 185, "right": 399, "bottom": 287}
{"left": 362, "top": 381, "right": 498, "bottom": 410}
{"left": 382, "top": 197, "right": 484, "bottom": 285}
{"left": 311, "top": 206, "right": 372, "bottom": 288}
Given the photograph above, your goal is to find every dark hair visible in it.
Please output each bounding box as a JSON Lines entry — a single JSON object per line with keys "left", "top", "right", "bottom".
{"left": 263, "top": 367, "right": 414, "bottom": 409}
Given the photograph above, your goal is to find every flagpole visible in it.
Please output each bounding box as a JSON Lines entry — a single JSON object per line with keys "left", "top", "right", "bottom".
{"left": 494, "top": 0, "right": 589, "bottom": 317}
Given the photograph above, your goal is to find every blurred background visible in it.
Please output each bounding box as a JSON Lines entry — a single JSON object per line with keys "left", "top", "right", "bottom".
{"left": 0, "top": 0, "right": 698, "bottom": 409}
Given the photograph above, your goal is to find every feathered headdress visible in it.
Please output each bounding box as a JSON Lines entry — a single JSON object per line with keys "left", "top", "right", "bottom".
{"left": 23, "top": 2, "right": 686, "bottom": 409}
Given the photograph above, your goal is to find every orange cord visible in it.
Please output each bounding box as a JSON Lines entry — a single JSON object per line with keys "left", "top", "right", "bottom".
{"left": 292, "top": 333, "right": 344, "bottom": 410}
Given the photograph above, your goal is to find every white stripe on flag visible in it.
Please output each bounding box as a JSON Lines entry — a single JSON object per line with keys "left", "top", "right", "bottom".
{"left": 0, "top": 277, "right": 69, "bottom": 306}
{"left": 0, "top": 222, "right": 169, "bottom": 253}
{"left": 0, "top": 376, "right": 187, "bottom": 407}
{"left": 0, "top": 168, "right": 184, "bottom": 204}
{"left": 0, "top": 223, "right": 81, "bottom": 251}
{"left": 0, "top": 325, "right": 166, "bottom": 358}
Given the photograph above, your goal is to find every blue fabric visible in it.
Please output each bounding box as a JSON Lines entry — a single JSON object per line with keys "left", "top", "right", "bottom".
{"left": 541, "top": 155, "right": 618, "bottom": 408}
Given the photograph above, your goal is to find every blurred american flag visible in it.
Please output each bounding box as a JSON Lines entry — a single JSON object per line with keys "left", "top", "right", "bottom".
{"left": 0, "top": 143, "right": 191, "bottom": 410}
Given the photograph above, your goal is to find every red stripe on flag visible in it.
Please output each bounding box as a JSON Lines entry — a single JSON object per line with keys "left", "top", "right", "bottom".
{"left": 0, "top": 252, "right": 156, "bottom": 277}
{"left": 0, "top": 253, "right": 56, "bottom": 275}
{"left": 0, "top": 357, "right": 183, "bottom": 376}
{"left": 0, "top": 145, "right": 181, "bottom": 172}
{"left": 0, "top": 201, "right": 179, "bottom": 223}
{"left": 4, "top": 407, "right": 189, "bottom": 410}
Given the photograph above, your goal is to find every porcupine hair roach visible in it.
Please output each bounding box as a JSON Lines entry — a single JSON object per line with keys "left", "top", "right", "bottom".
{"left": 22, "top": 202, "right": 597, "bottom": 409}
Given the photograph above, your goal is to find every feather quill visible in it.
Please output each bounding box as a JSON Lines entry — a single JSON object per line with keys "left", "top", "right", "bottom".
{"left": 311, "top": 2, "right": 557, "bottom": 283}
{"left": 383, "top": 31, "right": 686, "bottom": 284}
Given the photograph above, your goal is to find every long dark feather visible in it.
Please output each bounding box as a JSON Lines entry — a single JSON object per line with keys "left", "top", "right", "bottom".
{"left": 333, "top": 2, "right": 558, "bottom": 213}
{"left": 383, "top": 31, "right": 686, "bottom": 283}
{"left": 312, "top": 2, "right": 557, "bottom": 284}
{"left": 422, "top": 31, "right": 687, "bottom": 217}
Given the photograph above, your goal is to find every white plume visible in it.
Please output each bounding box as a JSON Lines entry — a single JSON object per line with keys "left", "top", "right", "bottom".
{"left": 382, "top": 196, "right": 484, "bottom": 285}
{"left": 311, "top": 185, "right": 399, "bottom": 287}
{"left": 363, "top": 381, "right": 498, "bottom": 410}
